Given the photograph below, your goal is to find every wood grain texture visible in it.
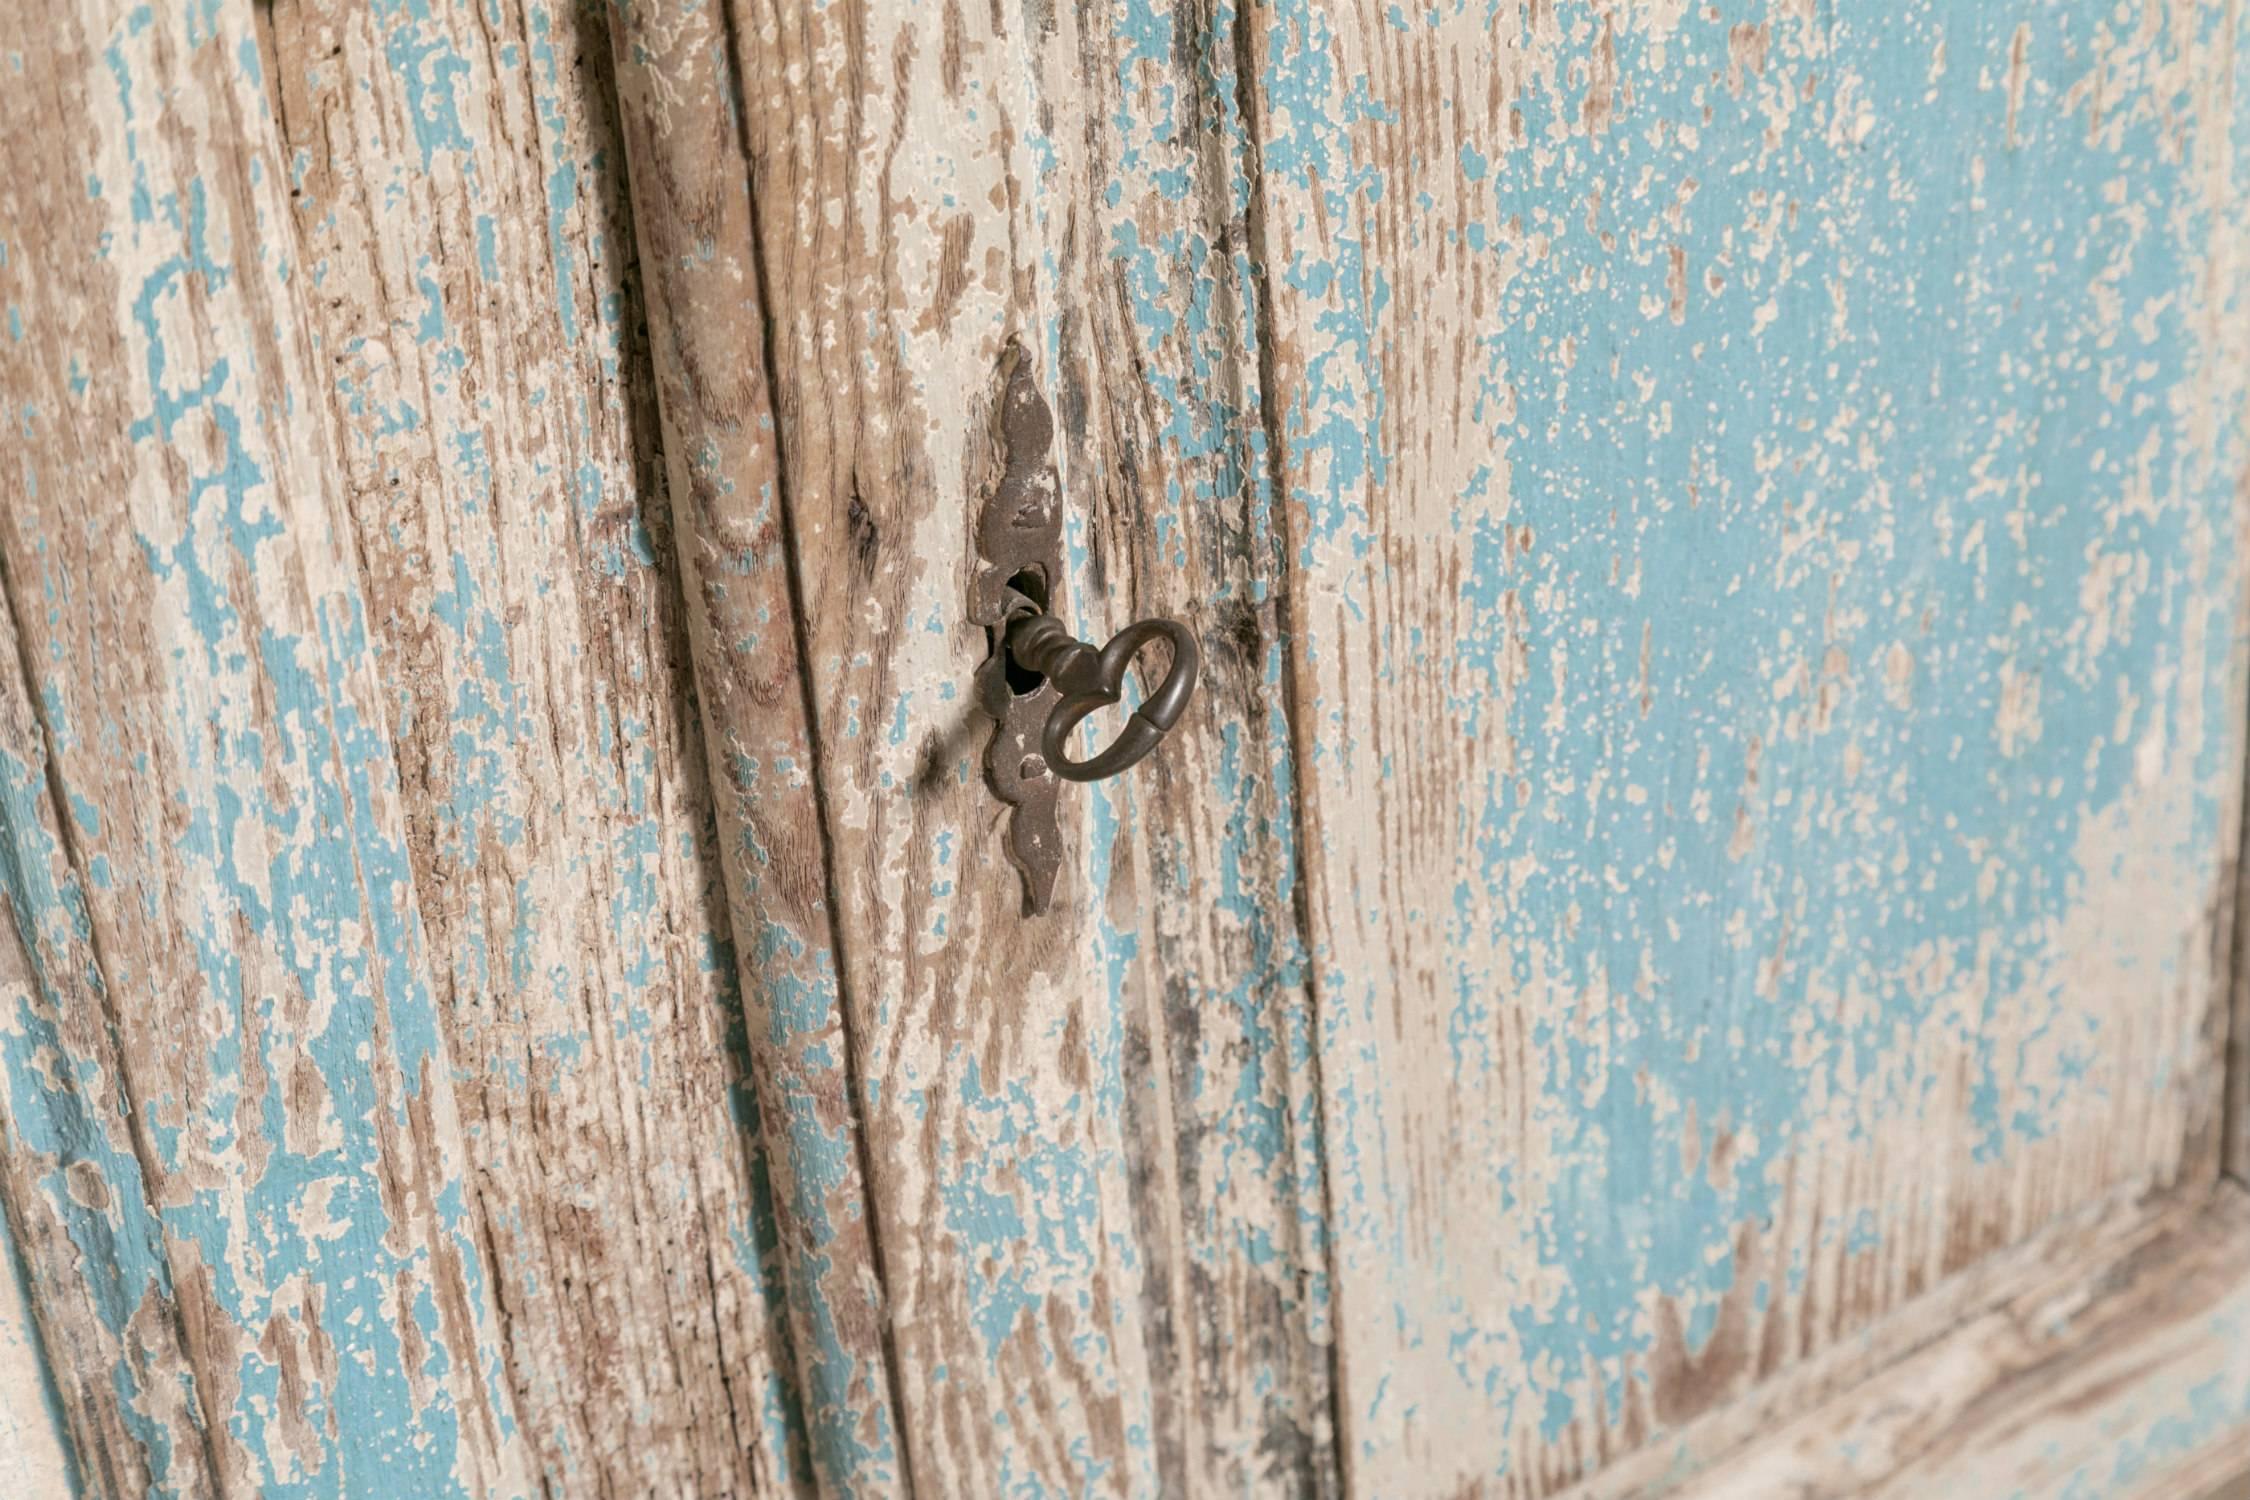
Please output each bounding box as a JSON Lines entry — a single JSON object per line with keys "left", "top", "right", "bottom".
{"left": 2178, "top": 1443, "right": 2250, "bottom": 1500}
{"left": 256, "top": 0, "right": 808, "bottom": 1492}
{"left": 1244, "top": 0, "right": 2250, "bottom": 1493}
{"left": 2231, "top": 669, "right": 2250, "bottom": 1184}
{"left": 1044, "top": 6, "right": 1339, "bottom": 1492}
{"left": 606, "top": 0, "right": 1339, "bottom": 1493}
{"left": 1547, "top": 1174, "right": 2205, "bottom": 1498}
{"left": 0, "top": 1206, "right": 73, "bottom": 1497}
{"left": 8, "top": 0, "right": 2250, "bottom": 1496}
{"left": 606, "top": 2, "right": 900, "bottom": 1491}
{"left": 0, "top": 0, "right": 532, "bottom": 1491}
{"left": 1669, "top": 1182, "right": 2250, "bottom": 1499}
{"left": 0, "top": 1205, "right": 74, "bottom": 1497}
{"left": 0, "top": 610, "right": 208, "bottom": 1497}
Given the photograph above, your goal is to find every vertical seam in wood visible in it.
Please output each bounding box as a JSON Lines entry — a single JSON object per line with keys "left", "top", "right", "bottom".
{"left": 2224, "top": 547, "right": 2250, "bottom": 1188}
{"left": 715, "top": 2, "right": 923, "bottom": 1491}
{"left": 246, "top": 0, "right": 284, "bottom": 139}
{"left": 1228, "top": 11, "right": 1356, "bottom": 1495}
{"left": 602, "top": 62, "right": 792, "bottom": 1454}
{"left": 0, "top": 548, "right": 226, "bottom": 1494}
{"left": 2219, "top": 415, "right": 2250, "bottom": 1186}
{"left": 697, "top": 1222, "right": 755, "bottom": 1487}
{"left": 2219, "top": 0, "right": 2250, "bottom": 1175}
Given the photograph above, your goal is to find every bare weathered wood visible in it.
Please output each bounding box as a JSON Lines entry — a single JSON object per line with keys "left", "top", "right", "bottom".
{"left": 2175, "top": 1439, "right": 2250, "bottom": 1500}
{"left": 1037, "top": 9, "right": 1341, "bottom": 1491}
{"left": 611, "top": 0, "right": 1338, "bottom": 1492}
{"left": 0, "top": 1204, "right": 73, "bottom": 1496}
{"left": 1550, "top": 1176, "right": 2213, "bottom": 1497}
{"left": 1664, "top": 1183, "right": 2250, "bottom": 1498}
{"left": 2226, "top": 813, "right": 2250, "bottom": 1185}
{"left": 256, "top": 0, "right": 808, "bottom": 1491}
{"left": 1244, "top": 0, "right": 2250, "bottom": 1493}
{"left": 0, "top": 0, "right": 533, "bottom": 1490}
{"left": 2231, "top": 601, "right": 2250, "bottom": 1186}
{"left": 606, "top": 2, "right": 901, "bottom": 1491}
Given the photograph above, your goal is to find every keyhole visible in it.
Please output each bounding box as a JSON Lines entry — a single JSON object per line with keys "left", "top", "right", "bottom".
{"left": 1002, "top": 567, "right": 1048, "bottom": 696}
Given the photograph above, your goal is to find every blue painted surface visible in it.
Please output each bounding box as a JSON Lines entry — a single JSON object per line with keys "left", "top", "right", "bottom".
{"left": 1091, "top": 0, "right": 1340, "bottom": 1482}
{"left": 1, "top": 0, "right": 815, "bottom": 1495}
{"left": 0, "top": 4, "right": 528, "bottom": 1491}
{"left": 4, "top": 1, "right": 2247, "bottom": 1496}
{"left": 1253, "top": 0, "right": 2250, "bottom": 1488}
{"left": 290, "top": 0, "right": 824, "bottom": 1492}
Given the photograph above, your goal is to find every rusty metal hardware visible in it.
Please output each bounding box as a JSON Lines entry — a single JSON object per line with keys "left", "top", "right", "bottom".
{"left": 969, "top": 340, "right": 1200, "bottom": 914}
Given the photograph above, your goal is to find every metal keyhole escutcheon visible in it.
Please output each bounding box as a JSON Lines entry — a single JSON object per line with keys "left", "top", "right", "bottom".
{"left": 969, "top": 340, "right": 1201, "bottom": 913}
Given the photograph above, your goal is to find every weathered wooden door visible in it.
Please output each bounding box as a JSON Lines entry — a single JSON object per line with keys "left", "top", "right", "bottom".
{"left": 5, "top": 0, "right": 2250, "bottom": 1496}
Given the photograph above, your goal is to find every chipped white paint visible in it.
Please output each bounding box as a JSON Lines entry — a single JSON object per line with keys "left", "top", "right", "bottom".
{"left": 0, "top": 1212, "right": 71, "bottom": 1498}
{"left": 1248, "top": 0, "right": 2250, "bottom": 1494}
{"left": 4, "top": 0, "right": 2249, "bottom": 1497}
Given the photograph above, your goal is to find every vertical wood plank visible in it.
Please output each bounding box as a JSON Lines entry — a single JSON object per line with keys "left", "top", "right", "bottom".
{"left": 727, "top": 1, "right": 1175, "bottom": 1474}
{"left": 0, "top": 1205, "right": 75, "bottom": 1497}
{"left": 614, "top": 0, "right": 1340, "bottom": 1492}
{"left": 605, "top": 3, "right": 904, "bottom": 1492}
{"left": 1061, "top": 4, "right": 1340, "bottom": 1492}
{"left": 731, "top": 0, "right": 1355, "bottom": 1486}
{"left": 2234, "top": 880, "right": 2250, "bottom": 1181}
{"left": 256, "top": 0, "right": 810, "bottom": 1491}
{"left": 0, "top": 627, "right": 182, "bottom": 1497}
{"left": 0, "top": 1, "right": 531, "bottom": 1491}
{"left": 1243, "top": 0, "right": 2250, "bottom": 1494}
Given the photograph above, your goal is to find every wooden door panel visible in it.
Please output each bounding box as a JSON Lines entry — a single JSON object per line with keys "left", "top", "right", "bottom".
{"left": 0, "top": 1, "right": 807, "bottom": 1494}
{"left": 0, "top": 3, "right": 532, "bottom": 1491}
{"left": 1665, "top": 1187, "right": 2250, "bottom": 1500}
{"left": 255, "top": 0, "right": 807, "bottom": 1492}
{"left": 609, "top": 0, "right": 1332, "bottom": 1494}
{"left": 5, "top": 0, "right": 2248, "bottom": 1496}
{"left": 1250, "top": 1, "right": 2247, "bottom": 1493}
{"left": 602, "top": 6, "right": 899, "bottom": 1489}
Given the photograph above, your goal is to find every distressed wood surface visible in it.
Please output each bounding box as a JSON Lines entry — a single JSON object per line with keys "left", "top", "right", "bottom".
{"left": 7, "top": 0, "right": 2250, "bottom": 1495}
{"left": 0, "top": 618, "right": 209, "bottom": 1497}
{"left": 604, "top": 3, "right": 898, "bottom": 1490}
{"left": 1541, "top": 1173, "right": 2207, "bottom": 1497}
{"left": 2179, "top": 1445, "right": 2250, "bottom": 1500}
{"left": 0, "top": 1149, "right": 74, "bottom": 1493}
{"left": 0, "top": 0, "right": 533, "bottom": 1491}
{"left": 608, "top": 0, "right": 1338, "bottom": 1493}
{"left": 1670, "top": 1182, "right": 2250, "bottom": 1498}
{"left": 2232, "top": 701, "right": 2250, "bottom": 1183}
{"left": 0, "top": 0, "right": 814, "bottom": 1493}
{"left": 1247, "top": 0, "right": 2250, "bottom": 1494}
{"left": 255, "top": 0, "right": 807, "bottom": 1493}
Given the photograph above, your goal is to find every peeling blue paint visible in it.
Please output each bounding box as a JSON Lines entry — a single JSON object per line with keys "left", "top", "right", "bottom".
{"left": 1261, "top": 0, "right": 2250, "bottom": 1479}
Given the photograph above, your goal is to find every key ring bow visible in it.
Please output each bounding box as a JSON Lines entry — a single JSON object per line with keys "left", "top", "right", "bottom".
{"left": 1002, "top": 595, "right": 1199, "bottom": 783}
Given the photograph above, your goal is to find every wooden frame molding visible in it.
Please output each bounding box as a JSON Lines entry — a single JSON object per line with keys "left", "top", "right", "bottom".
{"left": 1569, "top": 1182, "right": 2250, "bottom": 1499}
